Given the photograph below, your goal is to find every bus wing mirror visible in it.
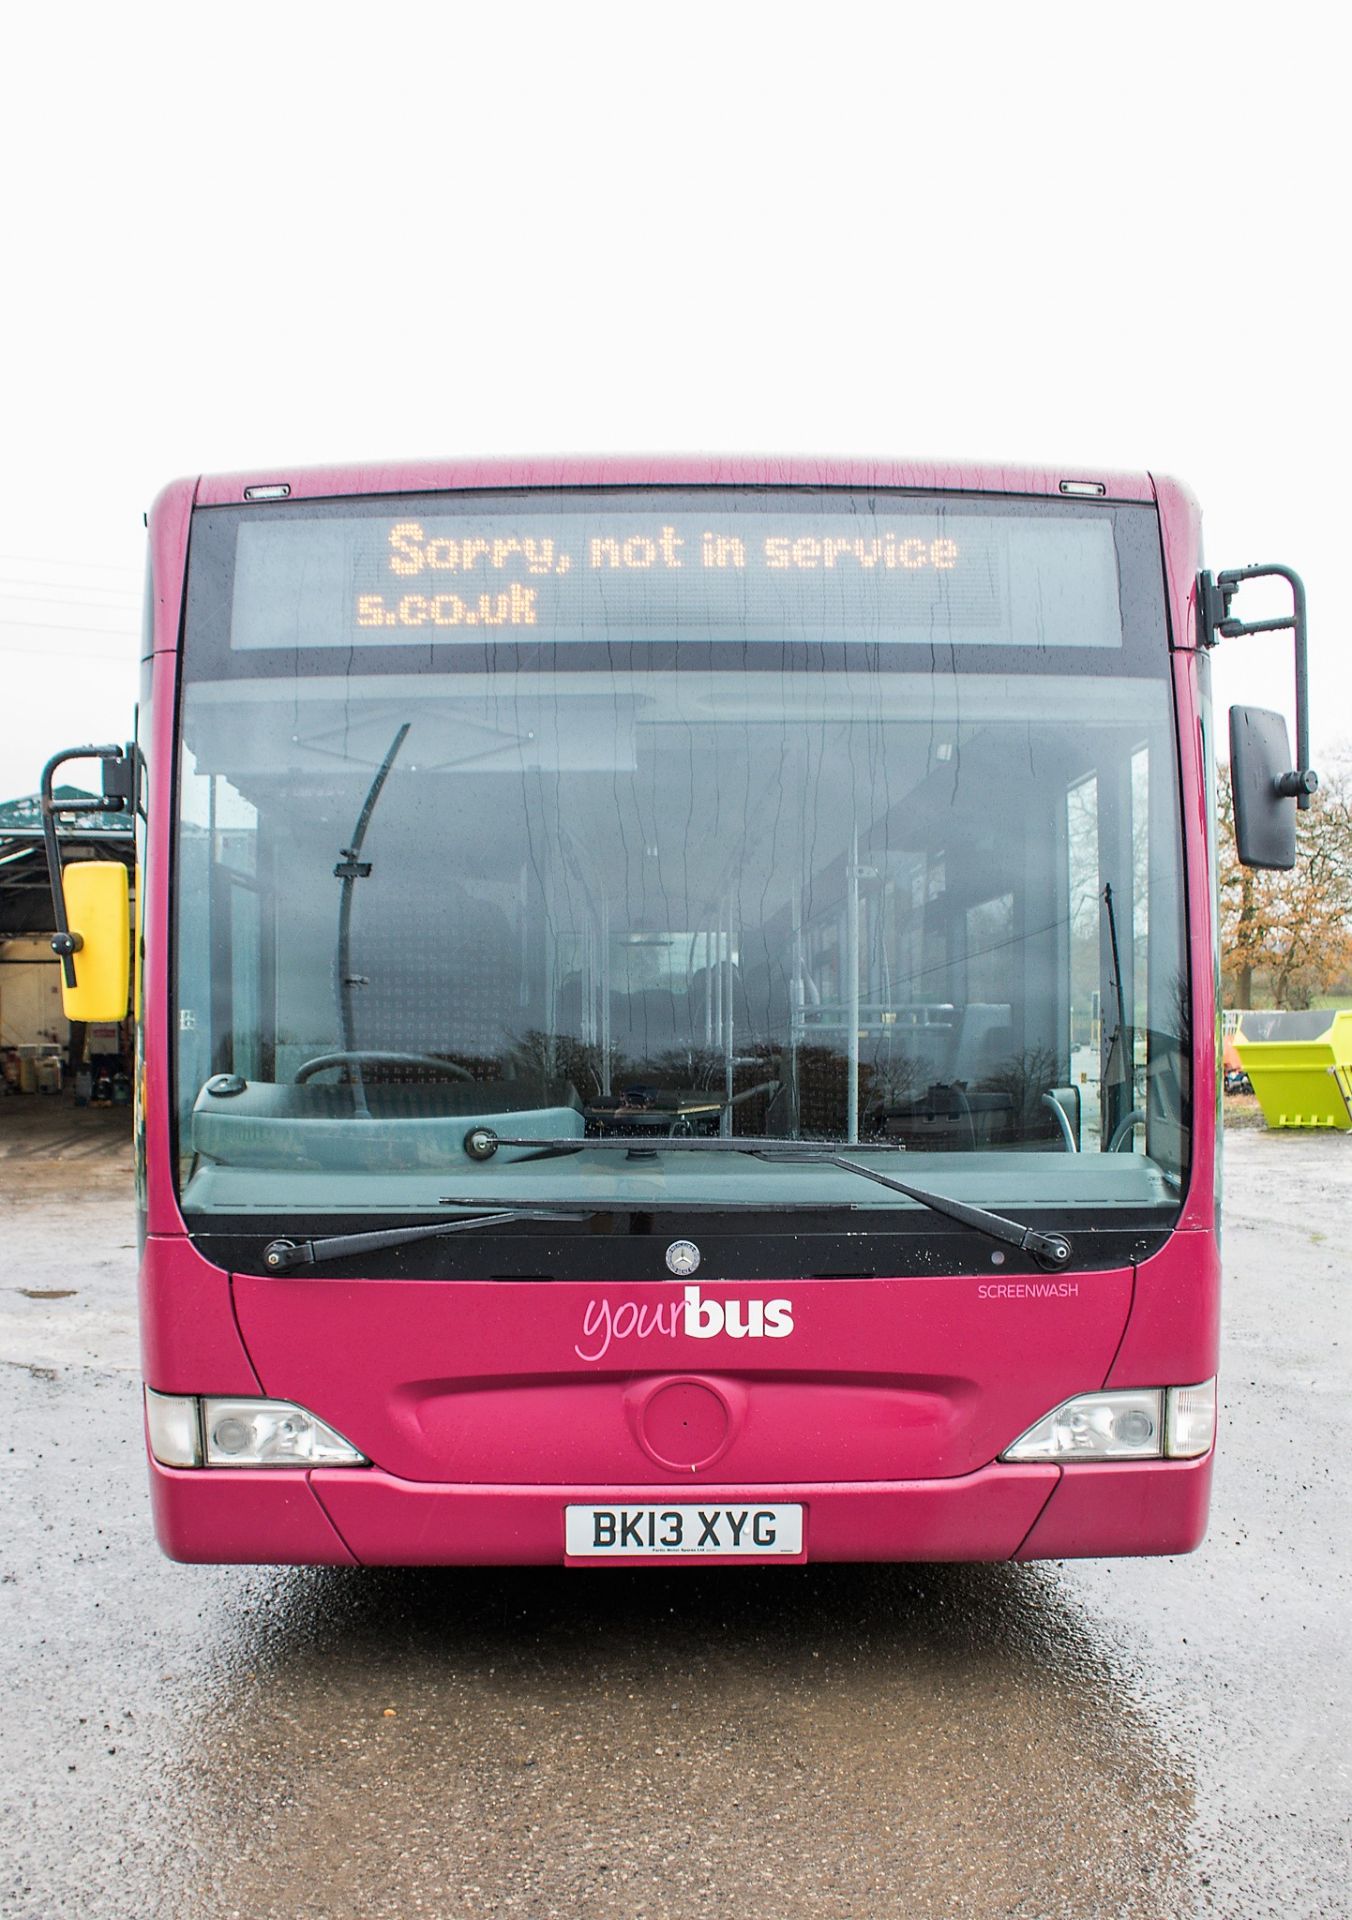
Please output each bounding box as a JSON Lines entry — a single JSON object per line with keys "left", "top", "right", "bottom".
{"left": 39, "top": 741, "right": 133, "bottom": 1005}
{"left": 1228, "top": 706, "right": 1310, "bottom": 870}
{"left": 1200, "top": 564, "right": 1317, "bottom": 812}
{"left": 57, "top": 862, "right": 131, "bottom": 1021}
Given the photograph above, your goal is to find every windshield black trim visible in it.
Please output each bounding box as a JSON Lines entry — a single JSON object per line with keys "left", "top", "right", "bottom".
{"left": 189, "top": 1212, "right": 1174, "bottom": 1282}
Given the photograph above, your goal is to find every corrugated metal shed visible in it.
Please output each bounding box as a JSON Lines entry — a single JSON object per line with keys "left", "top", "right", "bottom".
{"left": 0, "top": 787, "right": 133, "bottom": 938}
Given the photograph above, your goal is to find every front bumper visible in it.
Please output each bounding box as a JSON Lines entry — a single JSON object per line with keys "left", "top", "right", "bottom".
{"left": 148, "top": 1453, "right": 1213, "bottom": 1566}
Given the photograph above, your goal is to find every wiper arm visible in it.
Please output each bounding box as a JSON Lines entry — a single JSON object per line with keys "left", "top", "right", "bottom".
{"left": 464, "top": 1131, "right": 915, "bottom": 1162}
{"left": 263, "top": 1188, "right": 879, "bottom": 1271}
{"left": 333, "top": 725, "right": 410, "bottom": 1120}
{"left": 469, "top": 1133, "right": 1073, "bottom": 1272}
{"left": 826, "top": 1156, "right": 1072, "bottom": 1272}
{"left": 263, "top": 1207, "right": 593, "bottom": 1272}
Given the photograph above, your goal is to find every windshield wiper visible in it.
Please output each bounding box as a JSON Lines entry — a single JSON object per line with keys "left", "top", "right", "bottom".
{"left": 469, "top": 1133, "right": 1073, "bottom": 1272}
{"left": 333, "top": 724, "right": 410, "bottom": 1120}
{"left": 263, "top": 1207, "right": 593, "bottom": 1272}
{"left": 825, "top": 1155, "right": 1071, "bottom": 1270}
{"left": 261, "top": 1191, "right": 870, "bottom": 1272}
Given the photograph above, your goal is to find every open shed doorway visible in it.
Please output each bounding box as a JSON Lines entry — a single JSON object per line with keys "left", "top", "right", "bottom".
{"left": 0, "top": 785, "right": 133, "bottom": 1103}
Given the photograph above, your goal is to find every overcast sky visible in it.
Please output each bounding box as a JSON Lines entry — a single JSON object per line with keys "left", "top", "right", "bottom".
{"left": 2, "top": 3, "right": 1344, "bottom": 802}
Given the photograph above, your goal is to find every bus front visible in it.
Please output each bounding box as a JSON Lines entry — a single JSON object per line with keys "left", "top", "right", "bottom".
{"left": 139, "top": 461, "right": 1216, "bottom": 1565}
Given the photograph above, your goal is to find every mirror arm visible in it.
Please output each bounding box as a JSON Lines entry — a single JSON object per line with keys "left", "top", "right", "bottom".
{"left": 1199, "top": 564, "right": 1317, "bottom": 809}
{"left": 40, "top": 744, "right": 130, "bottom": 987}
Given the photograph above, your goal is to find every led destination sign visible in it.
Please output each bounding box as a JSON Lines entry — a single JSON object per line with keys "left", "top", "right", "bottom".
{"left": 364, "top": 521, "right": 963, "bottom": 632}
{"left": 229, "top": 500, "right": 1122, "bottom": 650}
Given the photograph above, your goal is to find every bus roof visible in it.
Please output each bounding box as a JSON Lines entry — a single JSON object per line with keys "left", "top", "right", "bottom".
{"left": 187, "top": 455, "right": 1162, "bottom": 509}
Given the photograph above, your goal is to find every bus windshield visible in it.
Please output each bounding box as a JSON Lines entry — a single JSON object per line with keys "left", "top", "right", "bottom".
{"left": 175, "top": 489, "right": 1188, "bottom": 1226}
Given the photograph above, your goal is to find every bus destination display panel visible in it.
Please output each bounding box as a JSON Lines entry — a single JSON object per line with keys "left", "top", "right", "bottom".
{"left": 230, "top": 501, "right": 1122, "bottom": 651}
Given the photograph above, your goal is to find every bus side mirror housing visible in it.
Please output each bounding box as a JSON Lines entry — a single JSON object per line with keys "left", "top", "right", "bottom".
{"left": 1228, "top": 706, "right": 1311, "bottom": 870}
{"left": 57, "top": 862, "right": 131, "bottom": 1021}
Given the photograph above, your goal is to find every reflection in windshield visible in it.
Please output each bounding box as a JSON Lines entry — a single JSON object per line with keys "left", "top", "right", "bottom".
{"left": 176, "top": 668, "right": 1189, "bottom": 1213}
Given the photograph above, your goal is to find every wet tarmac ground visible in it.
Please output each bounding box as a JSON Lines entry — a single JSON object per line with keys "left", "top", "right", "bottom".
{"left": 1, "top": 1101, "right": 1348, "bottom": 1918}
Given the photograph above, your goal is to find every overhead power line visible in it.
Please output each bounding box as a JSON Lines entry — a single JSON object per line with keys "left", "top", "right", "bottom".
{"left": 0, "top": 615, "right": 136, "bottom": 636}
{"left": 0, "top": 633, "right": 136, "bottom": 659}
{"left": 0, "top": 586, "right": 141, "bottom": 611}
{"left": 0, "top": 550, "right": 140, "bottom": 579}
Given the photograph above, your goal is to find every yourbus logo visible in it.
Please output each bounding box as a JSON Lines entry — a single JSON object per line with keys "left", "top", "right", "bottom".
{"left": 574, "top": 1287, "right": 795, "bottom": 1363}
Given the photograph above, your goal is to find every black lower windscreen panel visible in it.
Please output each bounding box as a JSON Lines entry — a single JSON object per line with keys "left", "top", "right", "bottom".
{"left": 186, "top": 1215, "right": 1174, "bottom": 1283}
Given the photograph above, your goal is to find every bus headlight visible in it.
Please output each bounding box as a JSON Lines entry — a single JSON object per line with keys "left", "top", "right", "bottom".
{"left": 204, "top": 1398, "right": 366, "bottom": 1466}
{"left": 1002, "top": 1381, "right": 1215, "bottom": 1462}
{"left": 145, "top": 1388, "right": 366, "bottom": 1467}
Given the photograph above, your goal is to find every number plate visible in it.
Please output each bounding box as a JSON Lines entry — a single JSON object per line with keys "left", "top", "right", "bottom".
{"left": 565, "top": 1503, "right": 803, "bottom": 1558}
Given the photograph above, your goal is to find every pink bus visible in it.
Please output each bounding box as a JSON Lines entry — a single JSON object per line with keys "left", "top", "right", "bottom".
{"left": 45, "top": 458, "right": 1314, "bottom": 1564}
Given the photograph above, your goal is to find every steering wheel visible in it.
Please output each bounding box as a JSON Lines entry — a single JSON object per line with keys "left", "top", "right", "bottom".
{"left": 294, "top": 1050, "right": 475, "bottom": 1085}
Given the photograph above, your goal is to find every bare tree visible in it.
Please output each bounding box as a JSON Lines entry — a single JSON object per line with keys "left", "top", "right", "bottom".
{"left": 1218, "top": 750, "right": 1352, "bottom": 1009}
